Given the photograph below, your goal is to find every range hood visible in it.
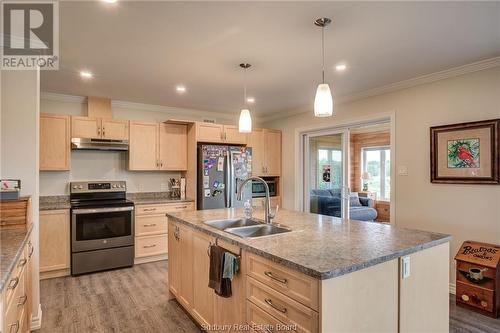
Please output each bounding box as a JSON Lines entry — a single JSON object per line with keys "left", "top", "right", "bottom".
{"left": 71, "top": 138, "right": 129, "bottom": 151}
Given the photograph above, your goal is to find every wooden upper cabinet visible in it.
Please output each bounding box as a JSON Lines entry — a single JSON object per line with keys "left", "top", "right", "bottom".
{"left": 247, "top": 128, "right": 265, "bottom": 176}
{"left": 129, "top": 121, "right": 159, "bottom": 170}
{"left": 101, "top": 118, "right": 129, "bottom": 140}
{"left": 71, "top": 116, "right": 101, "bottom": 139}
{"left": 223, "top": 125, "right": 247, "bottom": 144}
{"left": 196, "top": 122, "right": 224, "bottom": 143}
{"left": 40, "top": 113, "right": 71, "bottom": 171}
{"left": 159, "top": 123, "right": 187, "bottom": 170}
{"left": 264, "top": 129, "right": 282, "bottom": 176}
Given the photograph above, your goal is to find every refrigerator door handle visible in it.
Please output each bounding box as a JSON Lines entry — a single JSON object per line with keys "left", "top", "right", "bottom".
{"left": 225, "top": 152, "right": 231, "bottom": 208}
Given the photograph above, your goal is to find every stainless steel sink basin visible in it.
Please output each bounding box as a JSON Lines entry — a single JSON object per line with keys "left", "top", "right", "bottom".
{"left": 225, "top": 224, "right": 291, "bottom": 238}
{"left": 204, "top": 218, "right": 262, "bottom": 230}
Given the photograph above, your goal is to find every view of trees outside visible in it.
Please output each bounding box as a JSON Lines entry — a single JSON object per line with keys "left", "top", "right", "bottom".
{"left": 363, "top": 148, "right": 390, "bottom": 200}
{"left": 318, "top": 149, "right": 342, "bottom": 190}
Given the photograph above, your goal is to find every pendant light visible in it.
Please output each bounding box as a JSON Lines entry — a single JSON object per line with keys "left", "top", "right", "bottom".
{"left": 314, "top": 17, "right": 333, "bottom": 117}
{"left": 238, "top": 63, "right": 252, "bottom": 133}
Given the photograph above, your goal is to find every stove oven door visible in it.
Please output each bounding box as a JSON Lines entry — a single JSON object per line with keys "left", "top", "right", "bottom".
{"left": 71, "top": 206, "right": 134, "bottom": 252}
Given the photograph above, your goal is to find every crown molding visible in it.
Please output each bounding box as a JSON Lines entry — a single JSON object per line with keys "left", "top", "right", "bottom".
{"left": 41, "top": 92, "right": 86, "bottom": 104}
{"left": 259, "top": 56, "right": 500, "bottom": 123}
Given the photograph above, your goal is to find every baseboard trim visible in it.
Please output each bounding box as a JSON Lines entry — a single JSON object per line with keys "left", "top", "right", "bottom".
{"left": 30, "top": 303, "right": 42, "bottom": 331}
{"left": 450, "top": 283, "right": 456, "bottom": 295}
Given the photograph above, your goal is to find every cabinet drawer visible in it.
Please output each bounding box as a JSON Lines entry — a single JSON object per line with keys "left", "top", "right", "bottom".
{"left": 247, "top": 276, "right": 318, "bottom": 333}
{"left": 5, "top": 269, "right": 26, "bottom": 333}
{"left": 456, "top": 281, "right": 494, "bottom": 313}
{"left": 135, "top": 234, "right": 168, "bottom": 258}
{"left": 247, "top": 253, "right": 319, "bottom": 311}
{"left": 136, "top": 214, "right": 168, "bottom": 236}
{"left": 246, "top": 300, "right": 295, "bottom": 333}
{"left": 135, "top": 202, "right": 194, "bottom": 215}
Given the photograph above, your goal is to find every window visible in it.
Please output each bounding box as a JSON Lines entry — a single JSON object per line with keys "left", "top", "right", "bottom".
{"left": 317, "top": 148, "right": 342, "bottom": 189}
{"left": 361, "top": 147, "right": 390, "bottom": 200}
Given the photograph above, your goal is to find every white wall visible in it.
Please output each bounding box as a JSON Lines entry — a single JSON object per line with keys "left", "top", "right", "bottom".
{"left": 1, "top": 70, "right": 42, "bottom": 328}
{"left": 39, "top": 96, "right": 248, "bottom": 195}
{"left": 265, "top": 67, "right": 500, "bottom": 285}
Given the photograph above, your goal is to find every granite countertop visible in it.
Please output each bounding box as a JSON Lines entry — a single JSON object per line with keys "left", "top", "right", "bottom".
{"left": 167, "top": 208, "right": 451, "bottom": 280}
{"left": 39, "top": 195, "right": 70, "bottom": 210}
{"left": 0, "top": 226, "right": 32, "bottom": 292}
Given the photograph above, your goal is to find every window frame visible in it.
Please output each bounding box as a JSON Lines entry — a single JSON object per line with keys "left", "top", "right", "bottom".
{"left": 361, "top": 146, "right": 391, "bottom": 201}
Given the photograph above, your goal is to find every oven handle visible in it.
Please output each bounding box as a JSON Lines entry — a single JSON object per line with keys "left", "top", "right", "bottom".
{"left": 72, "top": 206, "right": 134, "bottom": 214}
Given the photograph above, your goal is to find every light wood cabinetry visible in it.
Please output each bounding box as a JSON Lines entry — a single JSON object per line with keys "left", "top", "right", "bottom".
{"left": 0, "top": 234, "right": 34, "bottom": 333}
{"left": 135, "top": 202, "right": 194, "bottom": 264}
{"left": 196, "top": 122, "right": 246, "bottom": 144}
{"left": 247, "top": 129, "right": 281, "bottom": 176}
{"left": 168, "top": 221, "right": 181, "bottom": 297}
{"left": 191, "top": 231, "right": 215, "bottom": 326}
{"left": 178, "top": 223, "right": 194, "bottom": 309}
{"left": 129, "top": 122, "right": 187, "bottom": 171}
{"left": 39, "top": 209, "right": 70, "bottom": 279}
{"left": 71, "top": 116, "right": 129, "bottom": 140}
{"left": 40, "top": 113, "right": 71, "bottom": 171}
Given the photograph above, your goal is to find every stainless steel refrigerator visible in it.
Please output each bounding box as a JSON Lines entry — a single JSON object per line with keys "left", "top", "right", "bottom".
{"left": 197, "top": 144, "right": 252, "bottom": 210}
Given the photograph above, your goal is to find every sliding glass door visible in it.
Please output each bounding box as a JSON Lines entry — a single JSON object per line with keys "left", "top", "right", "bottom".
{"left": 303, "top": 129, "right": 350, "bottom": 219}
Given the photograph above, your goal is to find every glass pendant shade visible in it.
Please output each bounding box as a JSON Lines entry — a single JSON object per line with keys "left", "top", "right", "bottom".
{"left": 239, "top": 109, "right": 252, "bottom": 133}
{"left": 314, "top": 83, "right": 333, "bottom": 117}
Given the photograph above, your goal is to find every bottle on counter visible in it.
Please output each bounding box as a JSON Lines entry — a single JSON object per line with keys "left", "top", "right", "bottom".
{"left": 244, "top": 199, "right": 253, "bottom": 219}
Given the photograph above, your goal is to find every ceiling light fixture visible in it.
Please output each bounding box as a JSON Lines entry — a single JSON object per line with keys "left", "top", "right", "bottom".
{"left": 176, "top": 85, "right": 186, "bottom": 93}
{"left": 246, "top": 97, "right": 255, "bottom": 103}
{"left": 103, "top": 0, "right": 118, "bottom": 4}
{"left": 335, "top": 63, "right": 347, "bottom": 71}
{"left": 313, "top": 17, "right": 333, "bottom": 117}
{"left": 80, "top": 71, "right": 93, "bottom": 79}
{"left": 238, "top": 63, "right": 252, "bottom": 133}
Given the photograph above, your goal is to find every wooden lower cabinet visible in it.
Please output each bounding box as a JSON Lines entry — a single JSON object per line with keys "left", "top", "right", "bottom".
{"left": 191, "top": 231, "right": 214, "bottom": 326}
{"left": 39, "top": 209, "right": 70, "bottom": 279}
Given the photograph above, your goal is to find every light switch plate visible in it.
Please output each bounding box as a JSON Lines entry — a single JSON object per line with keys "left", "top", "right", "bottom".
{"left": 402, "top": 256, "right": 411, "bottom": 279}
{"left": 398, "top": 165, "right": 408, "bottom": 176}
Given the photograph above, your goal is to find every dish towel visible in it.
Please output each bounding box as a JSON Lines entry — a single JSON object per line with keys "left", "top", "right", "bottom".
{"left": 222, "top": 252, "right": 239, "bottom": 281}
{"left": 208, "top": 245, "right": 232, "bottom": 297}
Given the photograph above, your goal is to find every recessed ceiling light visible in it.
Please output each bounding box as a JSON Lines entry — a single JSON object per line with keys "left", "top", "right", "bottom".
{"left": 103, "top": 0, "right": 118, "bottom": 3}
{"left": 246, "top": 97, "right": 255, "bottom": 103}
{"left": 176, "top": 86, "right": 186, "bottom": 93}
{"left": 335, "top": 63, "right": 347, "bottom": 71}
{"left": 80, "top": 71, "right": 93, "bottom": 79}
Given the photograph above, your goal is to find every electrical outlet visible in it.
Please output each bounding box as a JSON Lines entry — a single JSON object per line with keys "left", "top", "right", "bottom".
{"left": 398, "top": 165, "right": 408, "bottom": 176}
{"left": 160, "top": 183, "right": 168, "bottom": 192}
{"left": 402, "top": 256, "right": 411, "bottom": 279}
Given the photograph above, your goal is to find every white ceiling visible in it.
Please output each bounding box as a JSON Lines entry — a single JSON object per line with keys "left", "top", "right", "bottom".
{"left": 41, "top": 1, "right": 500, "bottom": 117}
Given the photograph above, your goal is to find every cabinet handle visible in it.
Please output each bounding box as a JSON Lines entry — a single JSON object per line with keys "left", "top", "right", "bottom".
{"left": 160, "top": 161, "right": 163, "bottom": 168}
{"left": 97, "top": 127, "right": 100, "bottom": 136}
{"left": 9, "top": 320, "right": 19, "bottom": 333}
{"left": 143, "top": 223, "right": 157, "bottom": 227}
{"left": 174, "top": 205, "right": 188, "bottom": 209}
{"left": 29, "top": 245, "right": 34, "bottom": 258}
{"left": 143, "top": 244, "right": 157, "bottom": 248}
{"left": 264, "top": 298, "right": 287, "bottom": 313}
{"left": 7, "top": 277, "right": 19, "bottom": 290}
{"left": 18, "top": 259, "right": 27, "bottom": 267}
{"left": 143, "top": 208, "right": 157, "bottom": 212}
{"left": 264, "top": 271, "right": 287, "bottom": 284}
{"left": 18, "top": 294, "right": 27, "bottom": 306}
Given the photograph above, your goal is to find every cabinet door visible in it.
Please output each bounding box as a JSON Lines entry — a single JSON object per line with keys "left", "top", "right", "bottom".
{"left": 71, "top": 116, "right": 101, "bottom": 139}
{"left": 168, "top": 220, "right": 181, "bottom": 297}
{"left": 196, "top": 122, "right": 224, "bottom": 143}
{"left": 39, "top": 210, "right": 70, "bottom": 273}
{"left": 247, "top": 129, "right": 265, "bottom": 176}
{"left": 224, "top": 125, "right": 247, "bottom": 144}
{"left": 40, "top": 114, "right": 71, "bottom": 170}
{"left": 178, "top": 223, "right": 193, "bottom": 309}
{"left": 101, "top": 119, "right": 129, "bottom": 140}
{"left": 264, "top": 129, "right": 282, "bottom": 176}
{"left": 192, "top": 230, "right": 215, "bottom": 326}
{"left": 25, "top": 238, "right": 34, "bottom": 331}
{"left": 129, "top": 121, "right": 159, "bottom": 170}
{"left": 159, "top": 123, "right": 187, "bottom": 170}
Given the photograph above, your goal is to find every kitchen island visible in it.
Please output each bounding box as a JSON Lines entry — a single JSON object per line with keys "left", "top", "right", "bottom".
{"left": 166, "top": 208, "right": 451, "bottom": 333}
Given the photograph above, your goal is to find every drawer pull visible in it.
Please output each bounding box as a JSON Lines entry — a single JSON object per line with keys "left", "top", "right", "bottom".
{"left": 18, "top": 258, "right": 27, "bottom": 267}
{"left": 143, "top": 223, "right": 157, "bottom": 227}
{"left": 143, "top": 208, "right": 157, "bottom": 212}
{"left": 18, "top": 294, "right": 28, "bottom": 306}
{"left": 143, "top": 244, "right": 157, "bottom": 248}
{"left": 175, "top": 205, "right": 188, "bottom": 209}
{"left": 9, "top": 320, "right": 19, "bottom": 333}
{"left": 461, "top": 294, "right": 470, "bottom": 302}
{"left": 264, "top": 298, "right": 287, "bottom": 313}
{"left": 8, "top": 277, "right": 19, "bottom": 290}
{"left": 29, "top": 244, "right": 34, "bottom": 258}
{"left": 264, "top": 271, "right": 287, "bottom": 285}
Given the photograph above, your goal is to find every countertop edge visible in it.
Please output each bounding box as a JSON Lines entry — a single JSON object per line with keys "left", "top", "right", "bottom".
{"left": 166, "top": 213, "right": 452, "bottom": 280}
{"left": 0, "top": 225, "right": 33, "bottom": 292}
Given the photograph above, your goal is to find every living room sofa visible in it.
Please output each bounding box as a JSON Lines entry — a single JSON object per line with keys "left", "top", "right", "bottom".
{"left": 309, "top": 189, "right": 378, "bottom": 221}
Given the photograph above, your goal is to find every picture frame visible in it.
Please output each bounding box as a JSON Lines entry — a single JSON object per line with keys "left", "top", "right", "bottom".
{"left": 430, "top": 119, "right": 500, "bottom": 184}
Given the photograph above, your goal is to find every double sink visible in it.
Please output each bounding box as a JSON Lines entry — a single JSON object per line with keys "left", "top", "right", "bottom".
{"left": 204, "top": 218, "right": 291, "bottom": 238}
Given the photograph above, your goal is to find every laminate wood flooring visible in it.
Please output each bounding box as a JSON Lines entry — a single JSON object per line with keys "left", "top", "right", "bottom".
{"left": 36, "top": 261, "right": 500, "bottom": 332}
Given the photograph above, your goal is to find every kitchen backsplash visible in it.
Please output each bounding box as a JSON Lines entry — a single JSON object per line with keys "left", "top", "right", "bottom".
{"left": 39, "top": 150, "right": 180, "bottom": 195}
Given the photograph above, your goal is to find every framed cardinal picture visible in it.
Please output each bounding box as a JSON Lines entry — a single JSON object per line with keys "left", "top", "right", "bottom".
{"left": 430, "top": 119, "right": 500, "bottom": 184}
